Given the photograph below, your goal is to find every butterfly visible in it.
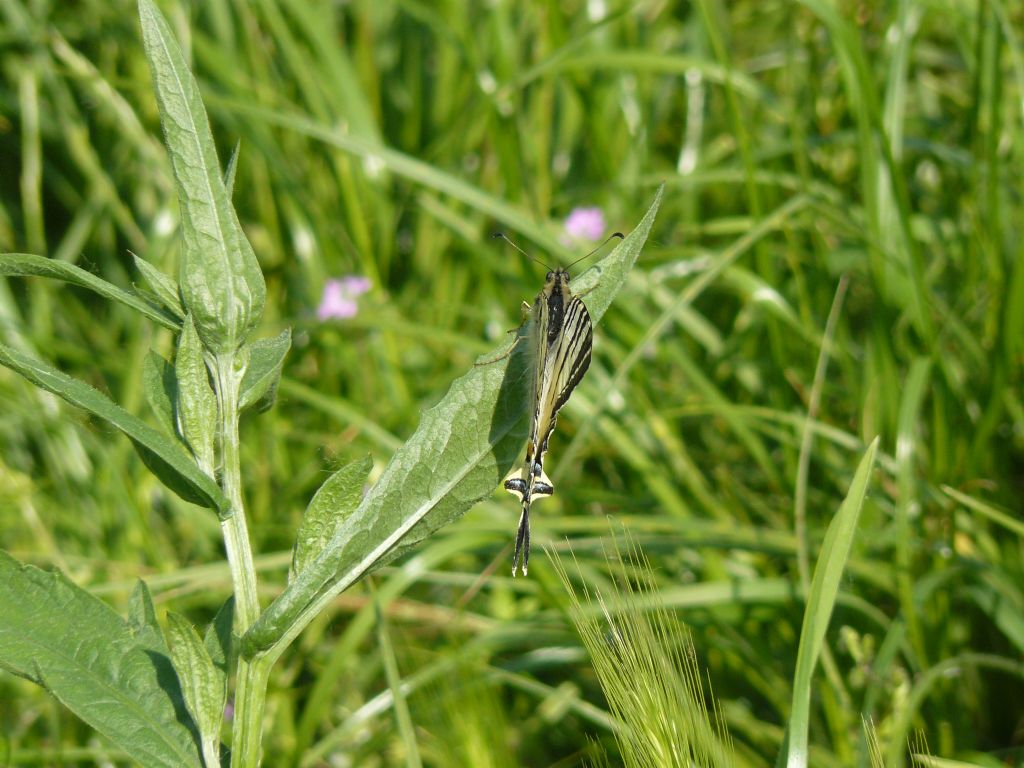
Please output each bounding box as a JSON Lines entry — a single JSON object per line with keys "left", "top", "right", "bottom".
{"left": 494, "top": 232, "right": 623, "bottom": 576}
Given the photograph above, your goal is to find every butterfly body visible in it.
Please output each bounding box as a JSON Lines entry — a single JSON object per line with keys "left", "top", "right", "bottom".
{"left": 504, "top": 268, "right": 593, "bottom": 576}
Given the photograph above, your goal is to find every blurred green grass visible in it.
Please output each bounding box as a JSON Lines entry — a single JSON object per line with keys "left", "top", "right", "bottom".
{"left": 1, "top": 0, "right": 1023, "bottom": 765}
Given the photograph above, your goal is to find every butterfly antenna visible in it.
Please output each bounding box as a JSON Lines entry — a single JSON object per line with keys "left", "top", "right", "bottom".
{"left": 565, "top": 231, "right": 624, "bottom": 270}
{"left": 492, "top": 231, "right": 552, "bottom": 271}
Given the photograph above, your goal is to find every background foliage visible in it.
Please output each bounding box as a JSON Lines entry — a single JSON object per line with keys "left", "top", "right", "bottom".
{"left": 1, "top": 0, "right": 1023, "bottom": 765}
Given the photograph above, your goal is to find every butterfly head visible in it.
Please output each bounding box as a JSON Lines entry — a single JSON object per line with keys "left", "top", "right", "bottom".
{"left": 543, "top": 268, "right": 574, "bottom": 300}
{"left": 546, "top": 268, "right": 571, "bottom": 284}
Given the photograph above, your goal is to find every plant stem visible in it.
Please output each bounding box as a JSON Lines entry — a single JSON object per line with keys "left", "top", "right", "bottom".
{"left": 213, "top": 351, "right": 266, "bottom": 767}
{"left": 201, "top": 738, "right": 221, "bottom": 768}
{"left": 231, "top": 654, "right": 272, "bottom": 768}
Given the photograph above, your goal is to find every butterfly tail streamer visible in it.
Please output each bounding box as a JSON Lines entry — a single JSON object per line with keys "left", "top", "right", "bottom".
{"left": 512, "top": 500, "right": 531, "bottom": 577}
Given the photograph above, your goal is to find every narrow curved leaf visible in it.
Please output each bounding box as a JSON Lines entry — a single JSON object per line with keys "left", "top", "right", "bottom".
{"left": 243, "top": 185, "right": 663, "bottom": 656}
{"left": 175, "top": 315, "right": 217, "bottom": 470}
{"left": 0, "top": 342, "right": 227, "bottom": 513}
{"left": 0, "top": 252, "right": 180, "bottom": 330}
{"left": 0, "top": 551, "right": 202, "bottom": 768}
{"left": 941, "top": 485, "right": 1024, "bottom": 539}
{"left": 784, "top": 437, "right": 879, "bottom": 768}
{"left": 132, "top": 252, "right": 185, "bottom": 319}
{"left": 166, "top": 613, "right": 225, "bottom": 767}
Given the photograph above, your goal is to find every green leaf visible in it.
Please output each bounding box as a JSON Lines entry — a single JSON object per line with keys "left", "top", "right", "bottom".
{"left": 0, "top": 252, "right": 180, "bottom": 331}
{"left": 176, "top": 315, "right": 217, "bottom": 471}
{"left": 133, "top": 443, "right": 223, "bottom": 511}
{"left": 143, "top": 350, "right": 181, "bottom": 441}
{"left": 138, "top": 0, "right": 265, "bottom": 354}
{"left": 224, "top": 139, "right": 241, "bottom": 198}
{"left": 0, "top": 551, "right": 202, "bottom": 768}
{"left": 128, "top": 579, "right": 160, "bottom": 635}
{"left": 239, "top": 329, "right": 291, "bottom": 413}
{"left": 291, "top": 456, "right": 373, "bottom": 579}
{"left": 138, "top": 351, "right": 219, "bottom": 507}
{"left": 784, "top": 437, "right": 879, "bottom": 768}
{"left": 202, "top": 601, "right": 234, "bottom": 768}
{"left": 0, "top": 342, "right": 227, "bottom": 513}
{"left": 243, "top": 185, "right": 663, "bottom": 656}
{"left": 204, "top": 597, "right": 235, "bottom": 676}
{"left": 128, "top": 580, "right": 170, "bottom": 656}
{"left": 166, "top": 612, "right": 225, "bottom": 768}
{"left": 132, "top": 252, "right": 185, "bottom": 319}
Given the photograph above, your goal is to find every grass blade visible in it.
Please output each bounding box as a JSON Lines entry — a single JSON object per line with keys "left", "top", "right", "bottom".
{"left": 784, "top": 438, "right": 879, "bottom": 768}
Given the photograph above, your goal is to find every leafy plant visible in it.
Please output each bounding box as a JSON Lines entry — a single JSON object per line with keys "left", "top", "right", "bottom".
{"left": 4, "top": 0, "right": 1024, "bottom": 765}
{"left": 0, "top": 2, "right": 661, "bottom": 764}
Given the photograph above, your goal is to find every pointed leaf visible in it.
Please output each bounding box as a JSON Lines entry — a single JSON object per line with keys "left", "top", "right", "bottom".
{"left": 239, "top": 329, "right": 291, "bottom": 413}
{"left": 1, "top": 252, "right": 180, "bottom": 330}
{"left": 143, "top": 350, "right": 181, "bottom": 441}
{"left": 166, "top": 612, "right": 225, "bottom": 767}
{"left": 176, "top": 315, "right": 217, "bottom": 470}
{"left": 224, "top": 140, "right": 240, "bottom": 198}
{"left": 784, "top": 438, "right": 879, "bottom": 768}
{"left": 128, "top": 579, "right": 169, "bottom": 656}
{"left": 0, "top": 551, "right": 202, "bottom": 768}
{"left": 0, "top": 342, "right": 227, "bottom": 513}
{"left": 132, "top": 252, "right": 185, "bottom": 319}
{"left": 204, "top": 597, "right": 235, "bottom": 676}
{"left": 291, "top": 456, "right": 372, "bottom": 579}
{"left": 128, "top": 579, "right": 160, "bottom": 634}
{"left": 138, "top": 0, "right": 265, "bottom": 354}
{"left": 243, "top": 186, "right": 663, "bottom": 656}
{"left": 133, "top": 441, "right": 219, "bottom": 510}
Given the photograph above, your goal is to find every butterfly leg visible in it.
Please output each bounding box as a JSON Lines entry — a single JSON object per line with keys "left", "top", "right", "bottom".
{"left": 475, "top": 301, "right": 532, "bottom": 366}
{"left": 475, "top": 333, "right": 521, "bottom": 366}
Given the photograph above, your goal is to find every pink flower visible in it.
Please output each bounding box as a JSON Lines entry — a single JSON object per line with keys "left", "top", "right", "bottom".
{"left": 317, "top": 276, "right": 371, "bottom": 320}
{"left": 563, "top": 206, "right": 606, "bottom": 242}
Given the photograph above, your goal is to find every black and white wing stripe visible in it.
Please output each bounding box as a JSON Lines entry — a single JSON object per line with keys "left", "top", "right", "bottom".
{"left": 534, "top": 296, "right": 592, "bottom": 462}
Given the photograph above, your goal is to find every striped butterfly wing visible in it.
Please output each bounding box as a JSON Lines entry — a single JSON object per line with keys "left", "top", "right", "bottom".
{"left": 528, "top": 286, "right": 552, "bottom": 448}
{"left": 503, "top": 287, "right": 558, "bottom": 500}
{"left": 524, "top": 285, "right": 556, "bottom": 457}
{"left": 533, "top": 295, "right": 593, "bottom": 465}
